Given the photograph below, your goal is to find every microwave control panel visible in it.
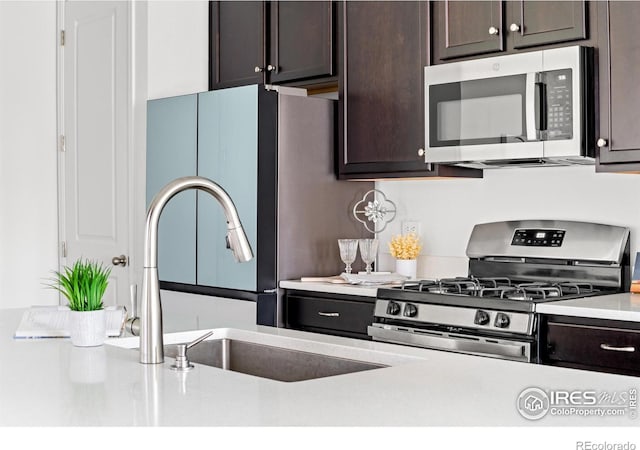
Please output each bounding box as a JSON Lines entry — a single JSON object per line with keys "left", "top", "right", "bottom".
{"left": 544, "top": 69, "right": 573, "bottom": 140}
{"left": 511, "top": 229, "right": 566, "bottom": 247}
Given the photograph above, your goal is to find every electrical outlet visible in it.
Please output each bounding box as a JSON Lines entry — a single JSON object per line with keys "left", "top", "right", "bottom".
{"left": 401, "top": 221, "right": 421, "bottom": 236}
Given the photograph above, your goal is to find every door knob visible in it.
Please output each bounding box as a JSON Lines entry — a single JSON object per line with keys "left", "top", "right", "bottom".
{"left": 510, "top": 23, "right": 521, "bottom": 32}
{"left": 112, "top": 254, "right": 128, "bottom": 266}
{"left": 266, "top": 64, "right": 277, "bottom": 72}
{"left": 597, "top": 138, "right": 608, "bottom": 148}
{"left": 254, "top": 66, "right": 264, "bottom": 73}
{"left": 418, "top": 148, "right": 425, "bottom": 157}
{"left": 488, "top": 26, "right": 499, "bottom": 36}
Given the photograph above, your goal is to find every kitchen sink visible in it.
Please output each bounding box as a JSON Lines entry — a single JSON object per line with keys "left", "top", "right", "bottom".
{"left": 164, "top": 338, "right": 387, "bottom": 382}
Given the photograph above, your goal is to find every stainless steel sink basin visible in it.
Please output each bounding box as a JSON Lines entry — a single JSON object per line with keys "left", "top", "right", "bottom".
{"left": 165, "top": 338, "right": 387, "bottom": 382}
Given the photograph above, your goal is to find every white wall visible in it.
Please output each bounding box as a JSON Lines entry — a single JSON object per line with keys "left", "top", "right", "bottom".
{"left": 376, "top": 166, "right": 640, "bottom": 278}
{"left": 147, "top": 0, "right": 208, "bottom": 99}
{"left": 0, "top": 1, "right": 58, "bottom": 308}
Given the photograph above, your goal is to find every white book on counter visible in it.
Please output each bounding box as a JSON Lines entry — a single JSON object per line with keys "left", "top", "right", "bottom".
{"left": 14, "top": 305, "right": 126, "bottom": 339}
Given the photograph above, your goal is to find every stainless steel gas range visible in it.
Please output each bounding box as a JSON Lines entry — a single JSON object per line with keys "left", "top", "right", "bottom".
{"left": 368, "top": 220, "right": 630, "bottom": 362}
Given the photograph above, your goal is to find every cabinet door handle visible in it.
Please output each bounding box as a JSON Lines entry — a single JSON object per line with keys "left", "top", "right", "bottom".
{"left": 600, "top": 344, "right": 635, "bottom": 353}
{"left": 318, "top": 312, "right": 340, "bottom": 317}
{"left": 597, "top": 138, "right": 608, "bottom": 148}
{"left": 254, "top": 66, "right": 264, "bottom": 73}
{"left": 488, "top": 26, "right": 499, "bottom": 36}
{"left": 509, "top": 23, "right": 521, "bottom": 32}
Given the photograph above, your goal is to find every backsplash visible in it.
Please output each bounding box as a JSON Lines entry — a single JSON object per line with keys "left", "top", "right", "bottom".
{"left": 376, "top": 165, "right": 640, "bottom": 279}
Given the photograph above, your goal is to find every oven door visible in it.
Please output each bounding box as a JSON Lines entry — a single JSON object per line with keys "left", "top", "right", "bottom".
{"left": 368, "top": 323, "right": 533, "bottom": 362}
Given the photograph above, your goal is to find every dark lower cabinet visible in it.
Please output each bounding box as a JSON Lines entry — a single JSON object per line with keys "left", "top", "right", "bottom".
{"left": 284, "top": 290, "right": 375, "bottom": 340}
{"left": 596, "top": 0, "right": 640, "bottom": 171}
{"left": 539, "top": 315, "right": 640, "bottom": 377}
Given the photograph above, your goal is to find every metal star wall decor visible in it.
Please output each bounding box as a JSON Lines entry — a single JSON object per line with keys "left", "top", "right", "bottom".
{"left": 352, "top": 189, "right": 397, "bottom": 234}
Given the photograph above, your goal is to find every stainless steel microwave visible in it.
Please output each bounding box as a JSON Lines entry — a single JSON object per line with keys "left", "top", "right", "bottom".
{"left": 424, "top": 46, "right": 594, "bottom": 169}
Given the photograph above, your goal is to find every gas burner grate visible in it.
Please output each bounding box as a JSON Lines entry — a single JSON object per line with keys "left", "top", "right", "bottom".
{"left": 504, "top": 283, "right": 562, "bottom": 301}
{"left": 400, "top": 280, "right": 441, "bottom": 292}
{"left": 554, "top": 282, "right": 597, "bottom": 296}
{"left": 396, "top": 277, "right": 605, "bottom": 302}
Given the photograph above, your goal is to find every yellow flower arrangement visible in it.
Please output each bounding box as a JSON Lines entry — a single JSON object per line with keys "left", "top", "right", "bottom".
{"left": 388, "top": 233, "right": 422, "bottom": 260}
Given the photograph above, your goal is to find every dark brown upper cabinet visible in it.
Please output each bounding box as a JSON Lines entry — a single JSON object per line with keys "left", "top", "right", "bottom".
{"left": 209, "top": 1, "right": 336, "bottom": 90}
{"left": 338, "top": 1, "right": 481, "bottom": 180}
{"left": 431, "top": 1, "right": 504, "bottom": 61}
{"left": 596, "top": 0, "right": 640, "bottom": 171}
{"left": 508, "top": 0, "right": 586, "bottom": 50}
{"left": 432, "top": 0, "right": 588, "bottom": 62}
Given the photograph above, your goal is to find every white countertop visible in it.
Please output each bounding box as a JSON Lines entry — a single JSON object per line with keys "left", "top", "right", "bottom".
{"left": 279, "top": 279, "right": 380, "bottom": 297}
{"left": 1, "top": 308, "right": 639, "bottom": 426}
{"left": 537, "top": 293, "right": 640, "bottom": 322}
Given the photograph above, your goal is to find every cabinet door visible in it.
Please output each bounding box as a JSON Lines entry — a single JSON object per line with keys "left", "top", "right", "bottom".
{"left": 432, "top": 0, "right": 503, "bottom": 61}
{"left": 209, "top": 1, "right": 265, "bottom": 89}
{"left": 268, "top": 1, "right": 335, "bottom": 84}
{"left": 197, "top": 86, "right": 259, "bottom": 291}
{"left": 146, "top": 95, "right": 197, "bottom": 284}
{"left": 339, "top": 1, "right": 428, "bottom": 175}
{"left": 339, "top": 1, "right": 481, "bottom": 179}
{"left": 508, "top": 0, "right": 586, "bottom": 50}
{"left": 597, "top": 1, "right": 640, "bottom": 168}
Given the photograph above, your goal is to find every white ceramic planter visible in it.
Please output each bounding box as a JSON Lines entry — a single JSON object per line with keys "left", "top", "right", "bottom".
{"left": 395, "top": 259, "right": 417, "bottom": 279}
{"left": 69, "top": 309, "right": 107, "bottom": 347}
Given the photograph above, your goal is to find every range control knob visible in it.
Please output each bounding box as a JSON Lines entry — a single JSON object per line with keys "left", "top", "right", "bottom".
{"left": 386, "top": 301, "right": 401, "bottom": 316}
{"left": 474, "top": 310, "right": 490, "bottom": 326}
{"left": 403, "top": 303, "right": 418, "bottom": 318}
{"left": 494, "top": 313, "right": 511, "bottom": 329}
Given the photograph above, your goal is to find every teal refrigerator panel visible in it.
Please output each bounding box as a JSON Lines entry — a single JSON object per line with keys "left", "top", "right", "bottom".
{"left": 197, "top": 86, "right": 259, "bottom": 291}
{"left": 146, "top": 94, "right": 197, "bottom": 284}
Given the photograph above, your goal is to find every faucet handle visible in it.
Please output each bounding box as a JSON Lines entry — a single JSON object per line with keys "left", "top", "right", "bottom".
{"left": 170, "top": 331, "right": 214, "bottom": 371}
{"left": 124, "top": 284, "right": 140, "bottom": 336}
{"left": 129, "top": 284, "right": 138, "bottom": 317}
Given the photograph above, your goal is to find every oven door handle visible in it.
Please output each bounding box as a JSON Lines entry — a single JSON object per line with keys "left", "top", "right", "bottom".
{"left": 525, "top": 72, "right": 538, "bottom": 142}
{"left": 367, "top": 325, "right": 531, "bottom": 362}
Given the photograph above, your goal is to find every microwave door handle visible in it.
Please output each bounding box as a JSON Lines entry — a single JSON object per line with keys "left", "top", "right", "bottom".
{"left": 537, "top": 81, "right": 547, "bottom": 133}
{"left": 525, "top": 73, "right": 538, "bottom": 141}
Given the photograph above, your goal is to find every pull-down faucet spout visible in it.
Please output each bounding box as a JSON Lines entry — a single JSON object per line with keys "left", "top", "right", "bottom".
{"left": 139, "top": 176, "right": 253, "bottom": 364}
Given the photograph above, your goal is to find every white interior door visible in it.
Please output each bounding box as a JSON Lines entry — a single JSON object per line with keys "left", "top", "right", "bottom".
{"left": 59, "top": 1, "right": 131, "bottom": 307}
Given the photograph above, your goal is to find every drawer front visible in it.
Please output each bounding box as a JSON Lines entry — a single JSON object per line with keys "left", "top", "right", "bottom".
{"left": 546, "top": 322, "right": 640, "bottom": 372}
{"left": 286, "top": 295, "right": 374, "bottom": 336}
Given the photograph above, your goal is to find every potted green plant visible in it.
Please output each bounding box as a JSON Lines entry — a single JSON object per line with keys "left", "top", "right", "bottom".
{"left": 48, "top": 259, "right": 111, "bottom": 347}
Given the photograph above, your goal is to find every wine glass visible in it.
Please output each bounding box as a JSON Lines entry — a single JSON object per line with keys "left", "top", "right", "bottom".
{"left": 358, "top": 238, "right": 379, "bottom": 275}
{"left": 338, "top": 239, "right": 358, "bottom": 274}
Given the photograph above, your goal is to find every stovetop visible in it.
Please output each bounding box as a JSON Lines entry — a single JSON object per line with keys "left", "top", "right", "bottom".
{"left": 377, "top": 276, "right": 613, "bottom": 313}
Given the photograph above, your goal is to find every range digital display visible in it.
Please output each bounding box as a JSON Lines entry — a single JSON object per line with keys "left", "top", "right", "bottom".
{"left": 511, "top": 229, "right": 565, "bottom": 247}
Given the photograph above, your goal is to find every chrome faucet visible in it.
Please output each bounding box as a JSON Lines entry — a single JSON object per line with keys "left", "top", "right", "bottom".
{"left": 139, "top": 176, "right": 253, "bottom": 364}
